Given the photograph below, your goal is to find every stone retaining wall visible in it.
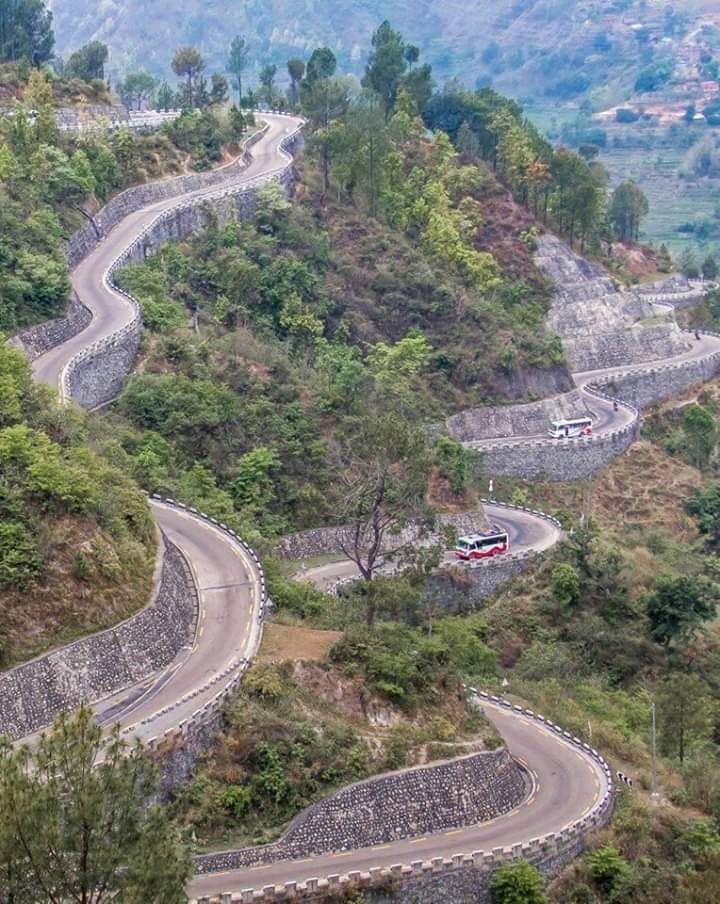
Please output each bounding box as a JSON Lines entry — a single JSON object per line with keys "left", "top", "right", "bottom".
{"left": 428, "top": 552, "right": 543, "bottom": 608}
{"left": 66, "top": 125, "right": 270, "bottom": 270}
{"left": 277, "top": 511, "right": 491, "bottom": 561}
{"left": 61, "top": 117, "right": 303, "bottom": 409}
{"left": 10, "top": 292, "right": 91, "bottom": 361}
{"left": 0, "top": 534, "right": 197, "bottom": 741}
{"left": 535, "top": 234, "right": 691, "bottom": 373}
{"left": 593, "top": 341, "right": 720, "bottom": 410}
{"left": 446, "top": 389, "right": 589, "bottom": 443}
{"left": 478, "top": 411, "right": 638, "bottom": 480}
{"left": 194, "top": 696, "right": 615, "bottom": 903}
{"left": 194, "top": 747, "right": 528, "bottom": 875}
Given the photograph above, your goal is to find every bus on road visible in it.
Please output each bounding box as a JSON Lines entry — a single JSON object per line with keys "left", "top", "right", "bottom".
{"left": 456, "top": 529, "right": 509, "bottom": 561}
{"left": 548, "top": 416, "right": 593, "bottom": 439}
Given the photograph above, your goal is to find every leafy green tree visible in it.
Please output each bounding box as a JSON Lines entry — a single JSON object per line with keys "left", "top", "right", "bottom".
{"left": 156, "top": 80, "right": 174, "bottom": 111}
{"left": 228, "top": 104, "right": 246, "bottom": 139}
{"left": 491, "top": 859, "right": 546, "bottom": 904}
{"left": 0, "top": 521, "right": 43, "bottom": 589}
{"left": 301, "top": 72, "right": 353, "bottom": 196}
{"left": 0, "top": 0, "right": 54, "bottom": 65}
{"left": 326, "top": 408, "right": 433, "bottom": 619}
{"left": 609, "top": 180, "right": 648, "bottom": 242}
{"left": 258, "top": 63, "right": 277, "bottom": 106}
{"left": 702, "top": 254, "right": 718, "bottom": 282}
{"left": 287, "top": 57, "right": 305, "bottom": 106}
{"left": 367, "top": 333, "right": 432, "bottom": 402}
{"left": 362, "top": 20, "right": 408, "bottom": 117}
{"left": 210, "top": 73, "right": 229, "bottom": 106}
{"left": 0, "top": 707, "right": 191, "bottom": 902}
{"left": 588, "top": 845, "right": 630, "bottom": 897}
{"left": 434, "top": 435, "right": 478, "bottom": 495}
{"left": 552, "top": 562, "right": 581, "bottom": 606}
{"left": 231, "top": 446, "right": 280, "bottom": 516}
{"left": 227, "top": 35, "right": 249, "bottom": 103}
{"left": 678, "top": 819, "right": 720, "bottom": 857}
{"left": 119, "top": 71, "right": 156, "bottom": 111}
{"left": 683, "top": 403, "right": 716, "bottom": 468}
{"left": 657, "top": 673, "right": 716, "bottom": 763}
{"left": 172, "top": 45, "right": 205, "bottom": 108}
{"left": 686, "top": 483, "right": 720, "bottom": 548}
{"left": 657, "top": 242, "right": 673, "bottom": 273}
{"left": 680, "top": 246, "right": 700, "bottom": 279}
{"left": 303, "top": 46, "right": 336, "bottom": 86}
{"left": 314, "top": 342, "right": 368, "bottom": 412}
{"left": 645, "top": 574, "right": 718, "bottom": 650}
{"left": 65, "top": 40, "right": 108, "bottom": 81}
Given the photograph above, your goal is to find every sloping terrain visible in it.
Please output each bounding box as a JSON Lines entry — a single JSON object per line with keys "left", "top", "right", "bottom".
{"left": 49, "top": 0, "right": 719, "bottom": 103}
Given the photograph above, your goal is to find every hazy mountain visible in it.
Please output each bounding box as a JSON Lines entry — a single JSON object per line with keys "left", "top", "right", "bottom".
{"left": 49, "top": 0, "right": 718, "bottom": 108}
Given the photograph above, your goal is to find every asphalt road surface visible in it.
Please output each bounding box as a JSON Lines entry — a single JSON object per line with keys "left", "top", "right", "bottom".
{"left": 300, "top": 502, "right": 563, "bottom": 592}
{"left": 94, "top": 501, "right": 263, "bottom": 744}
{"left": 32, "top": 113, "right": 304, "bottom": 395}
{"left": 188, "top": 698, "right": 608, "bottom": 900}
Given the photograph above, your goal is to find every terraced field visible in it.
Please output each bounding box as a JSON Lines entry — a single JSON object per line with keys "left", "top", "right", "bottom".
{"left": 600, "top": 144, "right": 720, "bottom": 257}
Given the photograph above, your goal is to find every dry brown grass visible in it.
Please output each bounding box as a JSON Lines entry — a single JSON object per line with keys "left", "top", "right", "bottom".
{"left": 505, "top": 439, "right": 702, "bottom": 542}
{"left": 1, "top": 516, "right": 155, "bottom": 667}
{"left": 257, "top": 623, "right": 342, "bottom": 664}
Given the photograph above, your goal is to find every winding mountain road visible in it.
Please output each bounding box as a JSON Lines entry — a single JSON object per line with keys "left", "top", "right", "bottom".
{"left": 189, "top": 697, "right": 610, "bottom": 900}
{"left": 17, "top": 112, "right": 707, "bottom": 900}
{"left": 301, "top": 502, "right": 563, "bottom": 592}
{"left": 32, "top": 113, "right": 304, "bottom": 393}
{"left": 95, "top": 501, "right": 263, "bottom": 745}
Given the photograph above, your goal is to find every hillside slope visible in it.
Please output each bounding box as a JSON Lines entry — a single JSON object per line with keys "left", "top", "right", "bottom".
{"left": 50, "top": 0, "right": 719, "bottom": 103}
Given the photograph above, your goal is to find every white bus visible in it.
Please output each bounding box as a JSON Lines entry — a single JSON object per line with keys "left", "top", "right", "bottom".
{"left": 455, "top": 529, "right": 509, "bottom": 561}
{"left": 548, "top": 416, "right": 593, "bottom": 439}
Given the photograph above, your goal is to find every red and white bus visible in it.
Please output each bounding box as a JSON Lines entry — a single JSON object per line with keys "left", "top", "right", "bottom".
{"left": 455, "top": 529, "right": 509, "bottom": 561}
{"left": 548, "top": 416, "right": 593, "bottom": 439}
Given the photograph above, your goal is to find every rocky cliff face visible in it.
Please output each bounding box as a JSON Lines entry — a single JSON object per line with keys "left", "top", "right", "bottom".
{"left": 536, "top": 235, "right": 691, "bottom": 373}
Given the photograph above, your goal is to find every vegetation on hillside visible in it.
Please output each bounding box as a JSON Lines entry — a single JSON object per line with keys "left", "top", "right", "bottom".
{"left": 174, "top": 622, "right": 498, "bottom": 848}
{"left": 0, "top": 339, "right": 154, "bottom": 666}
{"left": 0, "top": 707, "right": 190, "bottom": 901}
{"left": 47, "top": 0, "right": 717, "bottom": 113}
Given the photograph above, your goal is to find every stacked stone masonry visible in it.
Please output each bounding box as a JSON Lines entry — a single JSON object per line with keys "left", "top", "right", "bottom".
{"left": 277, "top": 511, "right": 491, "bottom": 561}
{"left": 535, "top": 234, "right": 691, "bottom": 373}
{"left": 11, "top": 292, "right": 92, "bottom": 361}
{"left": 193, "top": 696, "right": 615, "bottom": 903}
{"left": 62, "top": 119, "right": 302, "bottom": 410}
{"left": 0, "top": 535, "right": 197, "bottom": 740}
{"left": 194, "top": 747, "right": 528, "bottom": 874}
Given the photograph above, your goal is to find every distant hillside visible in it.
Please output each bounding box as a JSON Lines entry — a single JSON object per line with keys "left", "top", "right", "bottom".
{"left": 48, "top": 0, "right": 720, "bottom": 107}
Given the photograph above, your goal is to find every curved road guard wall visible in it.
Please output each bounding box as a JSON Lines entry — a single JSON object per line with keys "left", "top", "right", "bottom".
{"left": 66, "top": 126, "right": 271, "bottom": 270}
{"left": 63, "top": 120, "right": 302, "bottom": 410}
{"left": 137, "top": 496, "right": 269, "bottom": 792}
{"left": 10, "top": 293, "right": 92, "bottom": 362}
{"left": 11, "top": 127, "right": 271, "bottom": 362}
{"left": 477, "top": 411, "right": 638, "bottom": 480}
{"left": 277, "top": 511, "right": 491, "bottom": 561}
{"left": 193, "top": 695, "right": 614, "bottom": 902}
{"left": 0, "top": 534, "right": 197, "bottom": 741}
{"left": 592, "top": 343, "right": 720, "bottom": 410}
{"left": 194, "top": 747, "right": 528, "bottom": 874}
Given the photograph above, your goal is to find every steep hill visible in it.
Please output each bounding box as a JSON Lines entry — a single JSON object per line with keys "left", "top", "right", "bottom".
{"left": 49, "top": 0, "right": 719, "bottom": 105}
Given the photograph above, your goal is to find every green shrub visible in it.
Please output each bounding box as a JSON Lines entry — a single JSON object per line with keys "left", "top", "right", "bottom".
{"left": 491, "top": 859, "right": 546, "bottom": 904}
{"left": 0, "top": 521, "right": 44, "bottom": 590}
